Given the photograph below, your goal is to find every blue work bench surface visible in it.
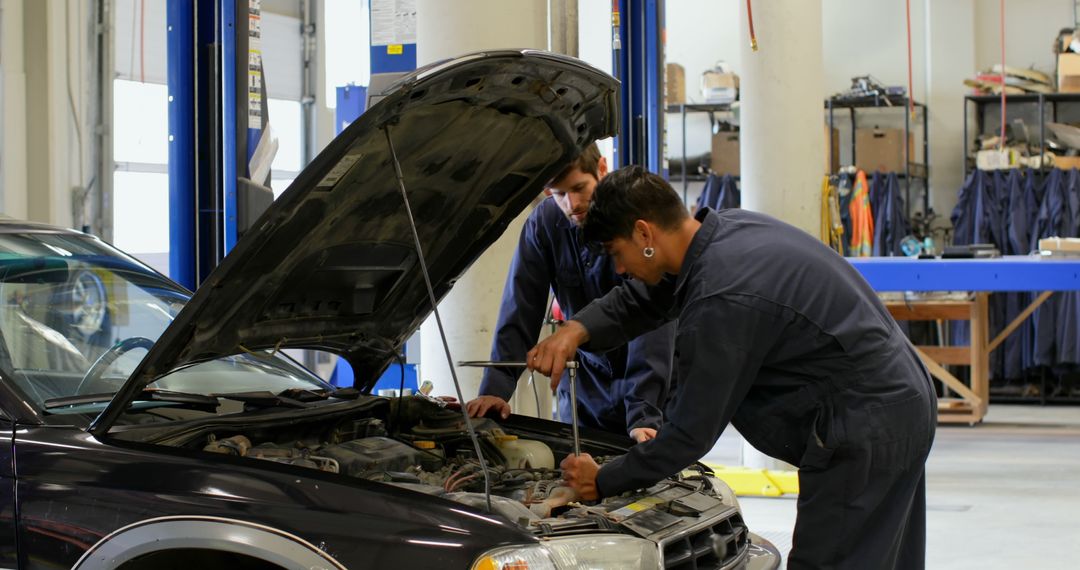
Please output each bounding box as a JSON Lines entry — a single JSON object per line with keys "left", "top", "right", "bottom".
{"left": 847, "top": 255, "right": 1080, "bottom": 292}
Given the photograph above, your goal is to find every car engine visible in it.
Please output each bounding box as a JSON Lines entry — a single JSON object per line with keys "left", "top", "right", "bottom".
{"left": 186, "top": 395, "right": 754, "bottom": 569}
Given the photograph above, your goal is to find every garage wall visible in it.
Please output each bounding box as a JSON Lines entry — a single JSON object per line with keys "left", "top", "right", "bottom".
{"left": 7, "top": 1, "right": 96, "bottom": 229}
{"left": 974, "top": 0, "right": 1072, "bottom": 74}
{"left": 663, "top": 0, "right": 1074, "bottom": 220}
{"left": 1, "top": 0, "right": 29, "bottom": 220}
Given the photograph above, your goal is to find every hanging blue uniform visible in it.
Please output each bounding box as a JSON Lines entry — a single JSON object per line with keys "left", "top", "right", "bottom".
{"left": 1002, "top": 170, "right": 1032, "bottom": 380}
{"left": 950, "top": 169, "right": 1009, "bottom": 380}
{"left": 1031, "top": 169, "right": 1071, "bottom": 369}
{"left": 575, "top": 208, "right": 935, "bottom": 568}
{"left": 695, "top": 173, "right": 740, "bottom": 212}
{"left": 479, "top": 198, "right": 674, "bottom": 435}
{"left": 1018, "top": 171, "right": 1045, "bottom": 373}
{"left": 871, "top": 172, "right": 911, "bottom": 257}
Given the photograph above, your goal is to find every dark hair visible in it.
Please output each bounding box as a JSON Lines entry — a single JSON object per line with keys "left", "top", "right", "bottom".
{"left": 582, "top": 165, "right": 689, "bottom": 243}
{"left": 548, "top": 142, "right": 602, "bottom": 187}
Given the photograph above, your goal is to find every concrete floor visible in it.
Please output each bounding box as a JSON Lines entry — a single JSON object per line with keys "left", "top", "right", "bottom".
{"left": 703, "top": 405, "right": 1080, "bottom": 568}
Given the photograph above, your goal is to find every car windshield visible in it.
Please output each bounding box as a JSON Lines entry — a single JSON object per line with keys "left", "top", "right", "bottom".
{"left": 0, "top": 231, "right": 329, "bottom": 414}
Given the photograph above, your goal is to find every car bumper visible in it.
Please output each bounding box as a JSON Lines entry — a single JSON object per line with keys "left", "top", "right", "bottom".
{"left": 745, "top": 532, "right": 782, "bottom": 570}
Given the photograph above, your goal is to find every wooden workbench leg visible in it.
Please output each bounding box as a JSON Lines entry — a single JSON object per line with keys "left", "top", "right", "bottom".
{"left": 970, "top": 293, "right": 990, "bottom": 418}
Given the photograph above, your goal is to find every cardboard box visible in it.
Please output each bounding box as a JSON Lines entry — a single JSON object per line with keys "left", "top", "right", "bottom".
{"left": 710, "top": 131, "right": 740, "bottom": 175}
{"left": 710, "top": 126, "right": 841, "bottom": 176}
{"left": 855, "top": 128, "right": 915, "bottom": 173}
{"left": 1059, "top": 53, "right": 1080, "bottom": 93}
{"left": 702, "top": 71, "right": 739, "bottom": 103}
{"left": 825, "top": 125, "right": 840, "bottom": 174}
{"left": 1039, "top": 237, "right": 1080, "bottom": 252}
{"left": 666, "top": 63, "right": 686, "bottom": 105}
{"left": 1053, "top": 155, "right": 1080, "bottom": 169}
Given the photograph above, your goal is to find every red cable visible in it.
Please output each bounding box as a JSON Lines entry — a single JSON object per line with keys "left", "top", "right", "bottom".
{"left": 1000, "top": 0, "right": 1006, "bottom": 150}
{"left": 906, "top": 0, "right": 914, "bottom": 118}
{"left": 746, "top": 0, "right": 758, "bottom": 51}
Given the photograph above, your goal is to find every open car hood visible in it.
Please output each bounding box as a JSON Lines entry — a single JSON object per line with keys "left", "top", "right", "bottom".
{"left": 91, "top": 50, "right": 618, "bottom": 433}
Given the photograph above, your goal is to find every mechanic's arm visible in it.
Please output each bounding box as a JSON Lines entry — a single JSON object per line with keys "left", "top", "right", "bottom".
{"left": 469, "top": 213, "right": 553, "bottom": 419}
{"left": 592, "top": 296, "right": 780, "bottom": 497}
{"left": 574, "top": 277, "right": 678, "bottom": 353}
{"left": 623, "top": 321, "right": 676, "bottom": 441}
{"left": 532, "top": 278, "right": 678, "bottom": 384}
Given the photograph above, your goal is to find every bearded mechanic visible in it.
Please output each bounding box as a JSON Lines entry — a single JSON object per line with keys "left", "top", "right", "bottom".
{"left": 465, "top": 144, "right": 675, "bottom": 443}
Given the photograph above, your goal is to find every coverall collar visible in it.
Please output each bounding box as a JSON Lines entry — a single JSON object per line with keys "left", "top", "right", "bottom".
{"left": 674, "top": 207, "right": 721, "bottom": 295}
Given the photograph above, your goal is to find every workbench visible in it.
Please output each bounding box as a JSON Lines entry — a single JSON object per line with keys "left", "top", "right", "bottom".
{"left": 848, "top": 256, "right": 1080, "bottom": 425}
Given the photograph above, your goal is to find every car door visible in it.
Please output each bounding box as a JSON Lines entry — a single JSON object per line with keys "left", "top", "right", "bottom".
{"left": 0, "top": 415, "right": 17, "bottom": 569}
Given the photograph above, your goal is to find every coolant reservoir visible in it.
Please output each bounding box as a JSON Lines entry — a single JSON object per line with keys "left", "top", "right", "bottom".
{"left": 494, "top": 435, "right": 554, "bottom": 469}
{"left": 413, "top": 440, "right": 444, "bottom": 470}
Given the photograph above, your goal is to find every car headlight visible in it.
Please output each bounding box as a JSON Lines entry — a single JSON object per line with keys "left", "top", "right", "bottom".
{"left": 471, "top": 535, "right": 660, "bottom": 570}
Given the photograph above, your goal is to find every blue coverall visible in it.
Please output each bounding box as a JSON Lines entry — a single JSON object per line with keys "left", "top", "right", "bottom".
{"left": 575, "top": 208, "right": 936, "bottom": 569}
{"left": 479, "top": 198, "right": 674, "bottom": 436}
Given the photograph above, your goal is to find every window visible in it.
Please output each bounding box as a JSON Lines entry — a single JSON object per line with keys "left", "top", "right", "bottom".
{"left": 268, "top": 98, "right": 303, "bottom": 198}
{"left": 112, "top": 79, "right": 169, "bottom": 274}
{"left": 324, "top": 0, "right": 371, "bottom": 108}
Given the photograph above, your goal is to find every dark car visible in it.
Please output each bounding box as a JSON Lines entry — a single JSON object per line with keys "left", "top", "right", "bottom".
{"left": 0, "top": 50, "right": 779, "bottom": 569}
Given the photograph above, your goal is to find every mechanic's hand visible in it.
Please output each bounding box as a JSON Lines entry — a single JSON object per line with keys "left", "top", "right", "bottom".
{"left": 630, "top": 427, "right": 657, "bottom": 443}
{"left": 527, "top": 320, "right": 590, "bottom": 391}
{"left": 465, "top": 395, "right": 511, "bottom": 419}
{"left": 560, "top": 453, "right": 600, "bottom": 501}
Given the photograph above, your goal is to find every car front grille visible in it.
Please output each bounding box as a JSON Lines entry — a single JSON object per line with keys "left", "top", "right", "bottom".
{"left": 661, "top": 513, "right": 750, "bottom": 570}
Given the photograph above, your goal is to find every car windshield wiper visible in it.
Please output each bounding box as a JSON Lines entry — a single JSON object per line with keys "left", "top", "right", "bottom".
{"left": 216, "top": 387, "right": 362, "bottom": 409}
{"left": 44, "top": 388, "right": 221, "bottom": 411}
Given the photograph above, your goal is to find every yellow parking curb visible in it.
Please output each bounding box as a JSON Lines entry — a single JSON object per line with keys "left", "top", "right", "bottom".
{"left": 703, "top": 463, "right": 800, "bottom": 497}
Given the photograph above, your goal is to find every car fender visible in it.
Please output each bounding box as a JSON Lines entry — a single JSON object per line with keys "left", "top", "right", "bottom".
{"left": 70, "top": 515, "right": 347, "bottom": 570}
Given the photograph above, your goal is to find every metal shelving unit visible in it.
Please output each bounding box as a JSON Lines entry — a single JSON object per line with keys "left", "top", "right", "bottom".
{"left": 665, "top": 103, "right": 734, "bottom": 205}
{"left": 827, "top": 95, "right": 930, "bottom": 216}
{"left": 963, "top": 92, "right": 1080, "bottom": 176}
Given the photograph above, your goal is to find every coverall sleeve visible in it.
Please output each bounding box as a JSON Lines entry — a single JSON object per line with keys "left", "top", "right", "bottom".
{"left": 573, "top": 278, "right": 677, "bottom": 353}
{"left": 595, "top": 295, "right": 781, "bottom": 497}
{"left": 621, "top": 321, "right": 676, "bottom": 432}
{"left": 478, "top": 212, "right": 553, "bottom": 401}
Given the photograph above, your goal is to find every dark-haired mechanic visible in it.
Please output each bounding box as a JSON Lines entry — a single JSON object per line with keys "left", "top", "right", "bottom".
{"left": 529, "top": 166, "right": 936, "bottom": 568}
{"left": 465, "top": 144, "right": 674, "bottom": 443}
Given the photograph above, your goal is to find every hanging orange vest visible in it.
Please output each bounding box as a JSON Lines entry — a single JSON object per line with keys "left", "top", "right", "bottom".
{"left": 849, "top": 170, "right": 874, "bottom": 257}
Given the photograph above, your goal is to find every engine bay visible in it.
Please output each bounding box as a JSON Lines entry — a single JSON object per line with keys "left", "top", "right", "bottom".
{"left": 153, "top": 394, "right": 748, "bottom": 560}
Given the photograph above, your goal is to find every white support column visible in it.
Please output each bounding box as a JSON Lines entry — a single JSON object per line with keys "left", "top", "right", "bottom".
{"left": 19, "top": 0, "right": 93, "bottom": 229}
{"left": 926, "top": 0, "right": 975, "bottom": 218}
{"left": 737, "top": 0, "right": 824, "bottom": 237}
{"left": 737, "top": 0, "right": 825, "bottom": 469}
{"left": 1, "top": 0, "right": 29, "bottom": 219}
{"left": 416, "top": 0, "right": 551, "bottom": 418}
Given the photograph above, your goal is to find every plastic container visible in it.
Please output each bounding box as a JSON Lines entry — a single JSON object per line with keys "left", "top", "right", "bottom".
{"left": 413, "top": 440, "right": 444, "bottom": 470}
{"left": 494, "top": 435, "right": 554, "bottom": 469}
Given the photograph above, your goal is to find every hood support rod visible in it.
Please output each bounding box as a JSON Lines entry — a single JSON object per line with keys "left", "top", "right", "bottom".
{"left": 382, "top": 125, "right": 493, "bottom": 513}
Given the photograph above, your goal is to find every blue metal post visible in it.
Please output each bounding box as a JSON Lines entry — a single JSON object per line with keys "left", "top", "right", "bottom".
{"left": 612, "top": 0, "right": 628, "bottom": 168}
{"left": 613, "top": 0, "right": 663, "bottom": 172}
{"left": 221, "top": 0, "right": 238, "bottom": 253}
{"left": 644, "top": 0, "right": 663, "bottom": 173}
{"left": 370, "top": 43, "right": 417, "bottom": 75}
{"left": 335, "top": 85, "right": 367, "bottom": 135}
{"left": 167, "top": 0, "right": 196, "bottom": 290}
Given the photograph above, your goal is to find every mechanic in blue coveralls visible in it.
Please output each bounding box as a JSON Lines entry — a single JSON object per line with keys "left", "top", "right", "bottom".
{"left": 465, "top": 144, "right": 675, "bottom": 444}
{"left": 530, "top": 166, "right": 937, "bottom": 569}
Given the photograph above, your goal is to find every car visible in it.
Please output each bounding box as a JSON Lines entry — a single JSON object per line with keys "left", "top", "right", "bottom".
{"left": 0, "top": 50, "right": 780, "bottom": 569}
